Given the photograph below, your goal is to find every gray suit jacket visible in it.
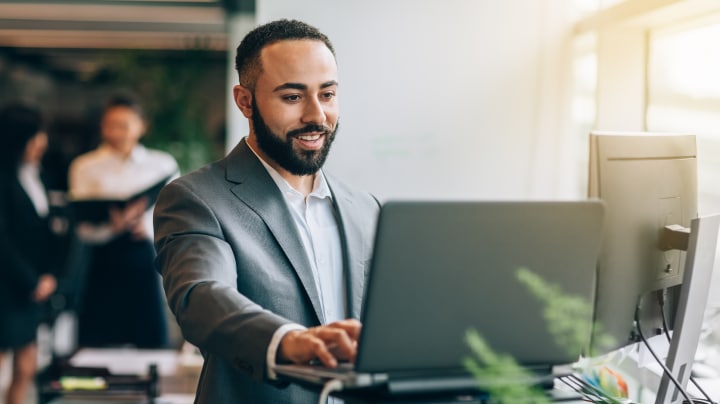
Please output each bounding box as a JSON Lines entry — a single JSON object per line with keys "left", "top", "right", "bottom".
{"left": 154, "top": 139, "right": 380, "bottom": 403}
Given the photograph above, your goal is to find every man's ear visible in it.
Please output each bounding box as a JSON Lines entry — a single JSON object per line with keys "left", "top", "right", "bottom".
{"left": 234, "top": 85, "right": 253, "bottom": 119}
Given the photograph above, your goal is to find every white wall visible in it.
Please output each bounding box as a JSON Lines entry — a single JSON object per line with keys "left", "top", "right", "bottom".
{"left": 225, "top": 13, "right": 254, "bottom": 154}
{"left": 228, "top": 0, "right": 578, "bottom": 201}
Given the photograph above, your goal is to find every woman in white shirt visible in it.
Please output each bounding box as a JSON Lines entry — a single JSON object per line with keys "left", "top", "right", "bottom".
{"left": 0, "top": 103, "right": 59, "bottom": 404}
{"left": 68, "top": 94, "right": 178, "bottom": 348}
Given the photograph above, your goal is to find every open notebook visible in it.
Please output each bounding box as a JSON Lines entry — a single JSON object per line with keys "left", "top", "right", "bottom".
{"left": 275, "top": 200, "right": 605, "bottom": 395}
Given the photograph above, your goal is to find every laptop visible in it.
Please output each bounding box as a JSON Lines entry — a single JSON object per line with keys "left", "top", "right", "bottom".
{"left": 275, "top": 200, "right": 605, "bottom": 395}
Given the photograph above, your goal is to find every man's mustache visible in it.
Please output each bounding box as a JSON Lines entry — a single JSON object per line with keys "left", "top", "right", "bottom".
{"left": 287, "top": 124, "right": 332, "bottom": 138}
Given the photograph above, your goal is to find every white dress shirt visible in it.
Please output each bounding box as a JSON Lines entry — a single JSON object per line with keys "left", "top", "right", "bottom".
{"left": 18, "top": 163, "right": 49, "bottom": 217}
{"left": 268, "top": 167, "right": 346, "bottom": 324}
{"left": 68, "top": 143, "right": 178, "bottom": 243}
{"left": 246, "top": 141, "right": 346, "bottom": 381}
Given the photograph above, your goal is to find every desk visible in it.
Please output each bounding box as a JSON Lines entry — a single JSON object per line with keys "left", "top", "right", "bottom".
{"left": 579, "top": 346, "right": 720, "bottom": 404}
{"left": 42, "top": 348, "right": 200, "bottom": 404}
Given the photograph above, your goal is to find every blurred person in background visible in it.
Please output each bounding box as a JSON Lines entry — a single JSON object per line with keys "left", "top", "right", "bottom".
{"left": 68, "top": 94, "right": 178, "bottom": 348}
{"left": 0, "top": 103, "right": 59, "bottom": 404}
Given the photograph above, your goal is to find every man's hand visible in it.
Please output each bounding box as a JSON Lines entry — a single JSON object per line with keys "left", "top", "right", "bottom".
{"left": 32, "top": 274, "right": 57, "bottom": 302}
{"left": 109, "top": 197, "right": 148, "bottom": 235}
{"left": 278, "top": 319, "right": 362, "bottom": 368}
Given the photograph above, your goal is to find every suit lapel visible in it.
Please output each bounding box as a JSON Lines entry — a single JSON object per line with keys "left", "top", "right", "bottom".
{"left": 225, "top": 141, "right": 325, "bottom": 324}
{"left": 328, "top": 179, "right": 366, "bottom": 320}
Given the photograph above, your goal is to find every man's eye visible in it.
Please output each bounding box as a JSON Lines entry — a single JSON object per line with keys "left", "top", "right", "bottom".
{"left": 321, "top": 92, "right": 336, "bottom": 100}
{"left": 283, "top": 95, "right": 301, "bottom": 102}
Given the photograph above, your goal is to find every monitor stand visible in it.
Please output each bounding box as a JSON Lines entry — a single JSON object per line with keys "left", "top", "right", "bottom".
{"left": 656, "top": 214, "right": 720, "bottom": 404}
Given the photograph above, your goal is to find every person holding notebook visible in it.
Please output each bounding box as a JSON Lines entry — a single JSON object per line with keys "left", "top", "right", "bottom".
{"left": 0, "top": 103, "right": 61, "bottom": 404}
{"left": 153, "top": 19, "right": 380, "bottom": 403}
{"left": 68, "top": 94, "right": 178, "bottom": 348}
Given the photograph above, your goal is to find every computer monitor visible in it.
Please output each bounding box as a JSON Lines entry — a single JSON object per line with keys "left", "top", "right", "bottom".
{"left": 587, "top": 131, "right": 698, "bottom": 355}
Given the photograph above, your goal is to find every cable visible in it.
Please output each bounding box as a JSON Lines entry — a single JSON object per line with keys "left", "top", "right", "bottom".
{"left": 635, "top": 295, "right": 695, "bottom": 404}
{"left": 558, "top": 374, "right": 622, "bottom": 404}
{"left": 657, "top": 291, "right": 716, "bottom": 404}
{"left": 558, "top": 375, "right": 598, "bottom": 402}
{"left": 318, "top": 379, "right": 344, "bottom": 404}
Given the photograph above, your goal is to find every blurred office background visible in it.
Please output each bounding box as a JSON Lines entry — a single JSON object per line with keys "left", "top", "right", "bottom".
{"left": 2, "top": 0, "right": 720, "bottom": 400}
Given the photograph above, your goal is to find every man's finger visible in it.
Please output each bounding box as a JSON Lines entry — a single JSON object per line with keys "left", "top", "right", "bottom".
{"left": 312, "top": 327, "right": 357, "bottom": 362}
{"left": 326, "top": 319, "right": 362, "bottom": 341}
{"left": 305, "top": 335, "right": 337, "bottom": 367}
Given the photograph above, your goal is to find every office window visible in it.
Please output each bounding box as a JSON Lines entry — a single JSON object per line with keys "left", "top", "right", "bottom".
{"left": 647, "top": 15, "right": 720, "bottom": 371}
{"left": 571, "top": 32, "right": 597, "bottom": 194}
{"left": 570, "top": 0, "right": 615, "bottom": 195}
{"left": 647, "top": 17, "right": 720, "bottom": 213}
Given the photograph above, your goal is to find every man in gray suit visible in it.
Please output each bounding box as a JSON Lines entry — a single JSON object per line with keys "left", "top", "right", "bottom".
{"left": 154, "top": 19, "right": 380, "bottom": 403}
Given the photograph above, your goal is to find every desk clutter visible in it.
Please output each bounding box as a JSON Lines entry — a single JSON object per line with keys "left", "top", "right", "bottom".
{"left": 38, "top": 362, "right": 158, "bottom": 404}
{"left": 36, "top": 348, "right": 201, "bottom": 404}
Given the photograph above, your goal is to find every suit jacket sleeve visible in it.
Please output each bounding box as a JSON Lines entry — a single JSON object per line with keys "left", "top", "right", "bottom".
{"left": 153, "top": 179, "right": 293, "bottom": 382}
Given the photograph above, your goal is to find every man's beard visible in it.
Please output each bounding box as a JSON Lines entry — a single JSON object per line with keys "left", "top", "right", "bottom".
{"left": 251, "top": 99, "right": 337, "bottom": 176}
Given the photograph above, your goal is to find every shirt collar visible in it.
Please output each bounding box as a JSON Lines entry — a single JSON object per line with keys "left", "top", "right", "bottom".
{"left": 245, "top": 137, "right": 332, "bottom": 200}
{"left": 18, "top": 162, "right": 40, "bottom": 176}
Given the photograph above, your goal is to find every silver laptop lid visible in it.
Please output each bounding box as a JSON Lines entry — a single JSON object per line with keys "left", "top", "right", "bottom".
{"left": 356, "top": 200, "right": 605, "bottom": 375}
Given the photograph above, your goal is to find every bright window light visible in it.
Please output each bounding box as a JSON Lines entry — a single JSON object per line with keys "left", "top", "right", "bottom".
{"left": 650, "top": 23, "right": 720, "bottom": 100}
{"left": 571, "top": 32, "right": 598, "bottom": 194}
{"left": 648, "top": 16, "right": 720, "bottom": 212}
{"left": 649, "top": 19, "right": 720, "bottom": 341}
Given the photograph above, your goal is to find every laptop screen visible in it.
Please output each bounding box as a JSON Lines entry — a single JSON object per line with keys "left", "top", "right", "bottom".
{"left": 355, "top": 201, "right": 604, "bottom": 374}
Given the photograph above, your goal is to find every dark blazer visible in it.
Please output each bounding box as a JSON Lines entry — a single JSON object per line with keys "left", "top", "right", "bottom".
{"left": 0, "top": 170, "right": 59, "bottom": 348}
{"left": 154, "top": 140, "right": 380, "bottom": 403}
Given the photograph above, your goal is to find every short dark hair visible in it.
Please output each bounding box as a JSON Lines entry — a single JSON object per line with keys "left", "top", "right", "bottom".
{"left": 0, "top": 102, "right": 44, "bottom": 172}
{"left": 234, "top": 19, "right": 335, "bottom": 90}
{"left": 103, "top": 93, "right": 145, "bottom": 119}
